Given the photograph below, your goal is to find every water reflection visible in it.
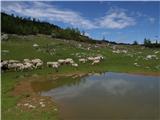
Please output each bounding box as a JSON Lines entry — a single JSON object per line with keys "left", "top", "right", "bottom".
{"left": 40, "top": 72, "right": 159, "bottom": 120}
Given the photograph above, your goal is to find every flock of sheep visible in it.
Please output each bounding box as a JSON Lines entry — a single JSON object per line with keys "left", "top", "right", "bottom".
{"left": 1, "top": 55, "right": 104, "bottom": 72}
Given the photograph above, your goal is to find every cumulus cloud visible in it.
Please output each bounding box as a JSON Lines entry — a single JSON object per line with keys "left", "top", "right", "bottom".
{"left": 98, "top": 8, "right": 136, "bottom": 29}
{"left": 2, "top": 1, "right": 137, "bottom": 29}
{"left": 1, "top": 1, "right": 96, "bottom": 29}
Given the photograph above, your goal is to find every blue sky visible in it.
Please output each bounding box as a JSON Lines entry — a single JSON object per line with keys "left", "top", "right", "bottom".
{"left": 1, "top": 1, "right": 160, "bottom": 43}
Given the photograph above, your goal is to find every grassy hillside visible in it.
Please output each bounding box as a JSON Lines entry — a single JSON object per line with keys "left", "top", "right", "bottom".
{"left": 1, "top": 34, "right": 160, "bottom": 120}
{"left": 1, "top": 12, "right": 93, "bottom": 43}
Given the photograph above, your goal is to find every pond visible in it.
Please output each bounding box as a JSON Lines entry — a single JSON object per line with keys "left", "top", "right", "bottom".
{"left": 35, "top": 72, "right": 160, "bottom": 120}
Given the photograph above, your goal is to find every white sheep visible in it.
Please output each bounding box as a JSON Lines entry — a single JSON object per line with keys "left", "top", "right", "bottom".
{"left": 8, "top": 60, "right": 20, "bottom": 63}
{"left": 52, "top": 63, "right": 59, "bottom": 72}
{"left": 79, "top": 58, "right": 87, "bottom": 63}
{"left": 65, "top": 58, "right": 74, "bottom": 64}
{"left": 92, "top": 60, "right": 100, "bottom": 65}
{"left": 88, "top": 57, "right": 95, "bottom": 61}
{"left": 23, "top": 59, "right": 31, "bottom": 63}
{"left": 58, "top": 59, "right": 65, "bottom": 65}
{"left": 72, "top": 63, "right": 78, "bottom": 67}
{"left": 23, "top": 62, "right": 35, "bottom": 70}
{"left": 31, "top": 59, "right": 42, "bottom": 65}
{"left": 35, "top": 62, "right": 43, "bottom": 69}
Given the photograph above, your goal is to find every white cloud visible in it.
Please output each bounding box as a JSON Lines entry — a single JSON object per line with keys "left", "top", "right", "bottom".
{"left": 2, "top": 2, "right": 137, "bottom": 29}
{"left": 133, "top": 11, "right": 156, "bottom": 24}
{"left": 2, "top": 1, "right": 96, "bottom": 29}
{"left": 98, "top": 8, "right": 136, "bottom": 29}
{"left": 148, "top": 17, "right": 155, "bottom": 24}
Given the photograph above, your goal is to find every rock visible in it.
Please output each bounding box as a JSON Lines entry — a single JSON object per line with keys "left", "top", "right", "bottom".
{"left": 41, "top": 104, "right": 45, "bottom": 107}
{"left": 24, "top": 103, "right": 29, "bottom": 106}
{"left": 40, "top": 102, "right": 44, "bottom": 105}
{"left": 28, "top": 104, "right": 36, "bottom": 109}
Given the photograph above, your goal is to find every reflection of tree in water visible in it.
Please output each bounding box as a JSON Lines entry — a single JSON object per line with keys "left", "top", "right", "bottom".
{"left": 31, "top": 76, "right": 86, "bottom": 93}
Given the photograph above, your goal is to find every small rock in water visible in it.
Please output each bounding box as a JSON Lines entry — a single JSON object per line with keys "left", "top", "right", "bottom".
{"left": 54, "top": 108, "right": 58, "bottom": 111}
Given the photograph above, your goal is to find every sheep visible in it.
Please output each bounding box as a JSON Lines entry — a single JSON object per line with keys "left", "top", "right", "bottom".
{"left": 1, "top": 60, "right": 9, "bottom": 72}
{"left": 52, "top": 62, "right": 60, "bottom": 72}
{"left": 35, "top": 62, "right": 43, "bottom": 69}
{"left": 58, "top": 59, "right": 65, "bottom": 65}
{"left": 145, "top": 55, "right": 158, "bottom": 60}
{"left": 23, "top": 59, "right": 31, "bottom": 63}
{"left": 16, "top": 63, "right": 25, "bottom": 71}
{"left": 33, "top": 43, "right": 39, "bottom": 47}
{"left": 31, "top": 59, "right": 42, "bottom": 66}
{"left": 65, "top": 58, "right": 74, "bottom": 64}
{"left": 88, "top": 57, "right": 95, "bottom": 61}
{"left": 94, "top": 56, "right": 103, "bottom": 61}
{"left": 47, "top": 62, "right": 55, "bottom": 67}
{"left": 8, "top": 60, "right": 20, "bottom": 64}
{"left": 134, "top": 63, "right": 140, "bottom": 67}
{"left": 47, "top": 62, "right": 59, "bottom": 67}
{"left": 71, "top": 63, "right": 78, "bottom": 69}
{"left": 112, "top": 50, "right": 120, "bottom": 54}
{"left": 8, "top": 63, "right": 19, "bottom": 71}
{"left": 92, "top": 60, "right": 100, "bottom": 65}
{"left": 23, "top": 62, "right": 35, "bottom": 70}
{"left": 79, "top": 58, "right": 87, "bottom": 63}
{"left": 155, "top": 51, "right": 159, "bottom": 54}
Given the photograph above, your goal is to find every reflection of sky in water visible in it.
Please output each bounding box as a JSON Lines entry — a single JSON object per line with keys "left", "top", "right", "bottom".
{"left": 41, "top": 72, "right": 159, "bottom": 119}
{"left": 41, "top": 72, "right": 159, "bottom": 100}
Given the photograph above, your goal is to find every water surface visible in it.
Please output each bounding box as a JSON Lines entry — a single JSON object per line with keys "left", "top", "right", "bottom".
{"left": 40, "top": 72, "right": 160, "bottom": 120}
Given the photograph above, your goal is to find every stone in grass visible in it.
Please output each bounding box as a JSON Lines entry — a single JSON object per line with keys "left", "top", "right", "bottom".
{"left": 24, "top": 103, "right": 29, "bottom": 106}
{"left": 41, "top": 104, "right": 45, "bottom": 108}
{"left": 28, "top": 104, "right": 36, "bottom": 109}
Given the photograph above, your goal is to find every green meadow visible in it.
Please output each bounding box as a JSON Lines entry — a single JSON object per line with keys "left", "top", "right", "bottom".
{"left": 1, "top": 34, "right": 160, "bottom": 120}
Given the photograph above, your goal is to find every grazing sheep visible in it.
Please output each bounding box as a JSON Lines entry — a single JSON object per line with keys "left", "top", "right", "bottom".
{"left": 33, "top": 43, "right": 39, "bottom": 47}
{"left": 65, "top": 58, "right": 74, "bottom": 64}
{"left": 8, "top": 60, "right": 20, "bottom": 63}
{"left": 134, "top": 63, "right": 140, "bottom": 67}
{"left": 94, "top": 56, "right": 104, "bottom": 61}
{"left": 8, "top": 63, "right": 19, "bottom": 71}
{"left": 23, "top": 62, "right": 35, "bottom": 70}
{"left": 145, "top": 55, "right": 158, "bottom": 60}
{"left": 155, "top": 51, "right": 159, "bottom": 54}
{"left": 23, "top": 59, "right": 31, "bottom": 63}
{"left": 88, "top": 57, "right": 95, "bottom": 61}
{"left": 16, "top": 63, "right": 25, "bottom": 71}
{"left": 31, "top": 59, "right": 42, "bottom": 66}
{"left": 92, "top": 60, "right": 100, "bottom": 65}
{"left": 71, "top": 63, "right": 78, "bottom": 68}
{"left": 52, "top": 63, "right": 60, "bottom": 72}
{"left": 35, "top": 62, "right": 43, "bottom": 69}
{"left": 47, "top": 62, "right": 59, "bottom": 67}
{"left": 112, "top": 50, "right": 120, "bottom": 54}
{"left": 79, "top": 58, "right": 87, "bottom": 63}
{"left": 1, "top": 60, "right": 9, "bottom": 71}
{"left": 122, "top": 50, "right": 128, "bottom": 53}
{"left": 58, "top": 59, "right": 65, "bottom": 65}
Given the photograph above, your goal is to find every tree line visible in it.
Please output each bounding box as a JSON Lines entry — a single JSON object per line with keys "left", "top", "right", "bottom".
{"left": 133, "top": 38, "right": 160, "bottom": 48}
{"left": 1, "top": 12, "right": 91, "bottom": 42}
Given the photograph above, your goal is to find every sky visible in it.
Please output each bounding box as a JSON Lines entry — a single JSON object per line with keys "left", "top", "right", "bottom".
{"left": 1, "top": 1, "right": 160, "bottom": 43}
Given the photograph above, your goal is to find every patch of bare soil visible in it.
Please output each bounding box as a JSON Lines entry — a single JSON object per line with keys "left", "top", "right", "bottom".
{"left": 12, "top": 72, "right": 87, "bottom": 112}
